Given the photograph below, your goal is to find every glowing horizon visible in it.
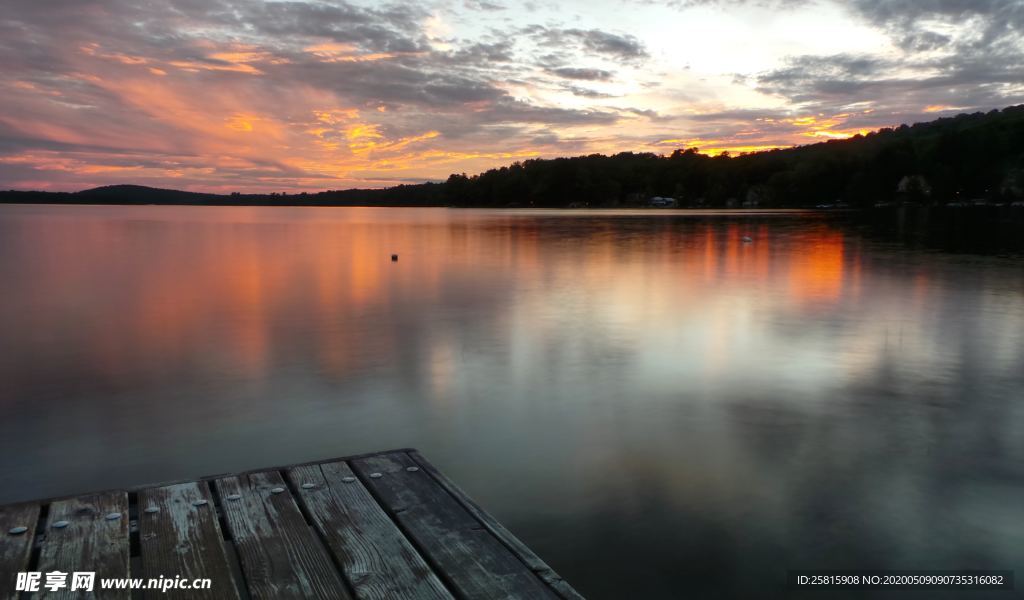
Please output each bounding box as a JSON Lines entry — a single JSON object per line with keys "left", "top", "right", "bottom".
{"left": 1, "top": 0, "right": 1022, "bottom": 193}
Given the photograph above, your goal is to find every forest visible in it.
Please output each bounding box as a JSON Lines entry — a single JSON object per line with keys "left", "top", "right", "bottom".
{"left": 3, "top": 105, "right": 1024, "bottom": 208}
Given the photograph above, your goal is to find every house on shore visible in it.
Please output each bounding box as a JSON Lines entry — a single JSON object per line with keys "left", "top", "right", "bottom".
{"left": 648, "top": 196, "right": 678, "bottom": 207}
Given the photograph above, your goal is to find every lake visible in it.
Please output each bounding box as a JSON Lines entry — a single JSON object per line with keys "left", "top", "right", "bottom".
{"left": 1, "top": 204, "right": 1022, "bottom": 598}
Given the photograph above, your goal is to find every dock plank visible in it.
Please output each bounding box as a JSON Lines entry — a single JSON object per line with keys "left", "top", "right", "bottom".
{"left": 352, "top": 452, "right": 558, "bottom": 600}
{"left": 287, "top": 462, "right": 453, "bottom": 600}
{"left": 0, "top": 502, "right": 40, "bottom": 600}
{"left": 214, "top": 471, "right": 350, "bottom": 600}
{"left": 37, "top": 491, "right": 130, "bottom": 599}
{"left": 137, "top": 481, "right": 241, "bottom": 599}
{"left": 0, "top": 449, "right": 581, "bottom": 600}
{"left": 408, "top": 451, "right": 584, "bottom": 600}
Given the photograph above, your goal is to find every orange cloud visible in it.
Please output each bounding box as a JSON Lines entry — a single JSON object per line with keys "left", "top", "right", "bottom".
{"left": 167, "top": 60, "right": 263, "bottom": 75}
{"left": 78, "top": 43, "right": 149, "bottom": 66}
{"left": 786, "top": 114, "right": 865, "bottom": 140}
{"left": 225, "top": 114, "right": 257, "bottom": 132}
{"left": 0, "top": 151, "right": 143, "bottom": 176}
{"left": 303, "top": 42, "right": 407, "bottom": 63}
{"left": 655, "top": 138, "right": 784, "bottom": 156}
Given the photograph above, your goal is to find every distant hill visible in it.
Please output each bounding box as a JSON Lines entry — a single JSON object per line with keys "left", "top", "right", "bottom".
{"left": 3, "top": 105, "right": 1024, "bottom": 208}
{"left": 77, "top": 185, "right": 221, "bottom": 203}
{"left": 0, "top": 183, "right": 446, "bottom": 207}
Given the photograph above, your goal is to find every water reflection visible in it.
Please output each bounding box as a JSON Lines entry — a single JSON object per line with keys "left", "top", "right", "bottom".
{"left": 0, "top": 205, "right": 1022, "bottom": 599}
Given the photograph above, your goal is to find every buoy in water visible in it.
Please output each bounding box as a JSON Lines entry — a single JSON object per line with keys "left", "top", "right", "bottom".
{"left": 391, "top": 254, "right": 399, "bottom": 261}
{"left": 741, "top": 236, "right": 753, "bottom": 243}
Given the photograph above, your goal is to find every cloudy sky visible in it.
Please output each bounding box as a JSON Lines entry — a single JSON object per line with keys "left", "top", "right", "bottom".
{"left": 2, "top": 0, "right": 1023, "bottom": 192}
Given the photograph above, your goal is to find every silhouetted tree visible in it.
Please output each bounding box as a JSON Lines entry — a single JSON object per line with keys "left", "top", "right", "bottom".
{"left": 4, "top": 105, "right": 1024, "bottom": 209}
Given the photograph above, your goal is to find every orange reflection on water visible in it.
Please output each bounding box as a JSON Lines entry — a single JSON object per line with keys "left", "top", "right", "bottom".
{"left": 0, "top": 207, "right": 855, "bottom": 391}
{"left": 787, "top": 228, "right": 845, "bottom": 303}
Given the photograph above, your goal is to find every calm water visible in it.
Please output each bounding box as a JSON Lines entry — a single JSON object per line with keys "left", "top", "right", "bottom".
{"left": 1, "top": 205, "right": 1023, "bottom": 598}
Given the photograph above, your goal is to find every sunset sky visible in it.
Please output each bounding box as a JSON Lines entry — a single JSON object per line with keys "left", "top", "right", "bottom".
{"left": 2, "top": 0, "right": 1023, "bottom": 192}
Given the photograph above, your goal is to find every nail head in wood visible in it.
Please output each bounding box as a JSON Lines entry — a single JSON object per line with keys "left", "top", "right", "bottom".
{"left": 192, "top": 499, "right": 208, "bottom": 507}
{"left": 270, "top": 487, "right": 285, "bottom": 494}
{"left": 301, "top": 483, "right": 316, "bottom": 489}
{"left": 341, "top": 476, "right": 356, "bottom": 483}
{"left": 8, "top": 526, "right": 28, "bottom": 535}
{"left": 105, "top": 512, "right": 122, "bottom": 521}
{"left": 144, "top": 506, "right": 159, "bottom": 514}
{"left": 369, "top": 472, "right": 383, "bottom": 479}
{"left": 52, "top": 520, "right": 70, "bottom": 529}
{"left": 406, "top": 466, "right": 420, "bottom": 472}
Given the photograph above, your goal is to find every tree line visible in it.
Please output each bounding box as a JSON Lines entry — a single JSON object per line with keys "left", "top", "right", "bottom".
{"left": 3, "top": 105, "right": 1024, "bottom": 208}
{"left": 439, "top": 104, "right": 1024, "bottom": 208}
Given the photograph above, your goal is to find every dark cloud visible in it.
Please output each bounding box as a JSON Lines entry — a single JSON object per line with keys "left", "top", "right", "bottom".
{"left": 443, "top": 40, "right": 516, "bottom": 66}
{"left": 684, "top": 108, "right": 793, "bottom": 122}
{"left": 0, "top": 1, "right": 616, "bottom": 137}
{"left": 848, "top": 0, "right": 1024, "bottom": 45}
{"left": 530, "top": 132, "right": 560, "bottom": 145}
{"left": 746, "top": 0, "right": 1024, "bottom": 119}
{"left": 755, "top": 49, "right": 1023, "bottom": 115}
{"left": 0, "top": 0, "right": 638, "bottom": 191}
{"left": 463, "top": 0, "right": 507, "bottom": 10}
{"left": 484, "top": 99, "right": 618, "bottom": 125}
{"left": 638, "top": 0, "right": 812, "bottom": 10}
{"left": 240, "top": 1, "right": 430, "bottom": 53}
{"left": 4, "top": 0, "right": 1022, "bottom": 191}
{"left": 562, "top": 85, "right": 617, "bottom": 98}
{"left": 898, "top": 30, "right": 952, "bottom": 52}
{"left": 616, "top": 107, "right": 671, "bottom": 122}
{"left": 649, "top": 1, "right": 1024, "bottom": 128}
{"left": 755, "top": 53, "right": 892, "bottom": 100}
{"left": 568, "top": 29, "right": 649, "bottom": 62}
{"left": 525, "top": 25, "right": 649, "bottom": 64}
{"left": 546, "top": 67, "right": 615, "bottom": 81}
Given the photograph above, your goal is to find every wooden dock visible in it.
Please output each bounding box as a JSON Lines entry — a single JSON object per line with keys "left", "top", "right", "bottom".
{"left": 0, "top": 449, "right": 582, "bottom": 599}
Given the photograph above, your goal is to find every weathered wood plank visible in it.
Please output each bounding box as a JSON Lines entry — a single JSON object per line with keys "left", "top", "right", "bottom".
{"left": 1, "top": 449, "right": 581, "bottom": 600}
{"left": 37, "top": 491, "right": 130, "bottom": 599}
{"left": 352, "top": 453, "right": 558, "bottom": 600}
{"left": 0, "top": 502, "right": 40, "bottom": 600}
{"left": 214, "top": 471, "right": 350, "bottom": 600}
{"left": 287, "top": 462, "right": 453, "bottom": 600}
{"left": 137, "top": 481, "right": 241, "bottom": 599}
{"left": 408, "top": 451, "right": 584, "bottom": 600}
